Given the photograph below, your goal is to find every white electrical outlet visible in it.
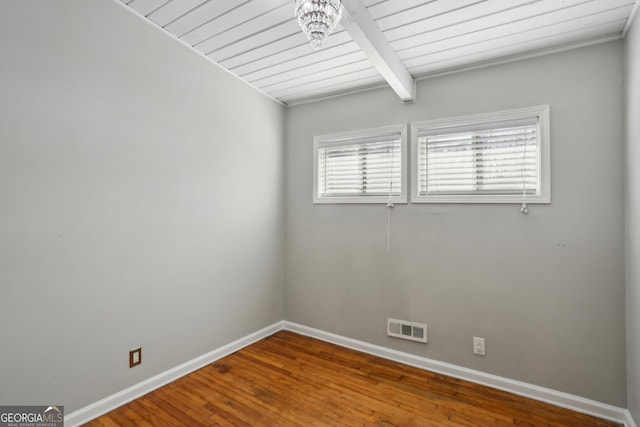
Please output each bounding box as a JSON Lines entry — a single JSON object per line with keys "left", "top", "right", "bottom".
{"left": 473, "top": 337, "right": 485, "bottom": 356}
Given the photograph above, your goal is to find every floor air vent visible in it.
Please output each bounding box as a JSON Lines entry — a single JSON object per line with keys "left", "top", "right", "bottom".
{"left": 387, "top": 318, "right": 427, "bottom": 343}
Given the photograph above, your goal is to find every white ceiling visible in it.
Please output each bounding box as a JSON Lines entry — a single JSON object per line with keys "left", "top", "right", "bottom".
{"left": 119, "top": 0, "right": 638, "bottom": 105}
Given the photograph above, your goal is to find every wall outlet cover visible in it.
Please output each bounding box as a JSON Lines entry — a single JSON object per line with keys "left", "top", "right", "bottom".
{"left": 129, "top": 347, "right": 142, "bottom": 368}
{"left": 473, "top": 337, "right": 485, "bottom": 356}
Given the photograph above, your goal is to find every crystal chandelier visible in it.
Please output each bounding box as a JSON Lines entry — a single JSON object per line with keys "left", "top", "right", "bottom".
{"left": 295, "top": 0, "right": 343, "bottom": 49}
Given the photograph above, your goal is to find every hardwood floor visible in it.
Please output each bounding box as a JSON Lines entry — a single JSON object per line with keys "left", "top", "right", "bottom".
{"left": 85, "top": 331, "right": 620, "bottom": 426}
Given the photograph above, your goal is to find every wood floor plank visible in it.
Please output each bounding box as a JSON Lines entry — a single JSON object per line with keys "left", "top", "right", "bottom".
{"left": 228, "top": 352, "right": 380, "bottom": 422}
{"left": 83, "top": 331, "right": 621, "bottom": 427}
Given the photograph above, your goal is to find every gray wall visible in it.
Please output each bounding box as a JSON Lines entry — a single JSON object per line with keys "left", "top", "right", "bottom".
{"left": 626, "top": 12, "right": 640, "bottom": 421}
{"left": 285, "top": 42, "right": 626, "bottom": 406}
{"left": 0, "top": 0, "right": 284, "bottom": 412}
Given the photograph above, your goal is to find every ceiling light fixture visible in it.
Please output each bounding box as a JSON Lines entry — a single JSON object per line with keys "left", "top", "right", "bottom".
{"left": 295, "top": 0, "right": 343, "bottom": 50}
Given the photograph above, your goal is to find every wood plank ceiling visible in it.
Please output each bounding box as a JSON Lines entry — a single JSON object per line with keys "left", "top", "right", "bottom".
{"left": 119, "top": 0, "right": 637, "bottom": 105}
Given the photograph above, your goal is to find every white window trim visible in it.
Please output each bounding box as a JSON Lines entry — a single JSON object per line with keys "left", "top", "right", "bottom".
{"left": 410, "top": 106, "right": 551, "bottom": 204}
{"left": 313, "top": 124, "right": 408, "bottom": 204}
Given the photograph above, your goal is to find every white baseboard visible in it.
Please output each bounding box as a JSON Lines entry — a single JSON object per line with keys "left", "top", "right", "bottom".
{"left": 65, "top": 321, "right": 284, "bottom": 427}
{"left": 282, "top": 321, "right": 633, "bottom": 427}
{"left": 66, "top": 320, "right": 634, "bottom": 427}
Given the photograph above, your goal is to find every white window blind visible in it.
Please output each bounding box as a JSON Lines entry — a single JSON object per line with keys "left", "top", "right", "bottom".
{"left": 419, "top": 120, "right": 537, "bottom": 195}
{"left": 411, "top": 106, "right": 550, "bottom": 204}
{"left": 313, "top": 125, "right": 407, "bottom": 203}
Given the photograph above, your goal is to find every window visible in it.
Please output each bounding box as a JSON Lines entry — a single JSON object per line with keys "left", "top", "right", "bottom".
{"left": 313, "top": 124, "right": 407, "bottom": 203}
{"left": 411, "top": 106, "right": 550, "bottom": 203}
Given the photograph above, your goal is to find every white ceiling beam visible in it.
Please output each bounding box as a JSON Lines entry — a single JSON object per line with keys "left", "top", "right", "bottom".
{"left": 340, "top": 0, "right": 415, "bottom": 102}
